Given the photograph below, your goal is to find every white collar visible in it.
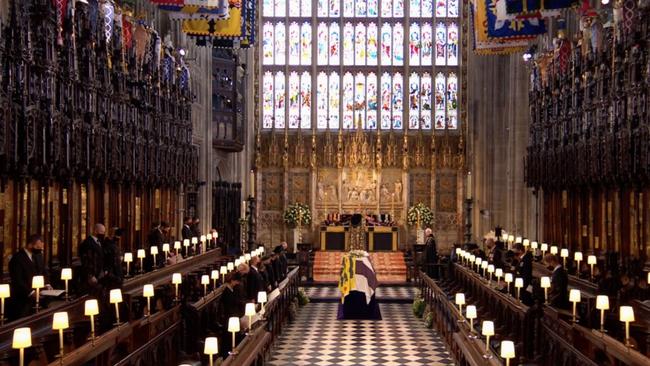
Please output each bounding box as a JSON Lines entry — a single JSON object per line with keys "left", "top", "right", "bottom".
{"left": 23, "top": 248, "right": 33, "bottom": 261}
{"left": 553, "top": 264, "right": 562, "bottom": 272}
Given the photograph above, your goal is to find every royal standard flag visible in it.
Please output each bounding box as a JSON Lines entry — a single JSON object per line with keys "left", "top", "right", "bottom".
{"left": 484, "top": 0, "right": 546, "bottom": 39}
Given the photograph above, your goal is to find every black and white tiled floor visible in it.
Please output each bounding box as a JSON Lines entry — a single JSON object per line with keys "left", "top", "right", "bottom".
{"left": 304, "top": 286, "right": 418, "bottom": 302}
{"left": 268, "top": 294, "right": 455, "bottom": 365}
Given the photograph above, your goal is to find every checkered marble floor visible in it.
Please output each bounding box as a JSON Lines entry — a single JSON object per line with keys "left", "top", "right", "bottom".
{"left": 268, "top": 302, "right": 454, "bottom": 365}
{"left": 304, "top": 286, "right": 418, "bottom": 302}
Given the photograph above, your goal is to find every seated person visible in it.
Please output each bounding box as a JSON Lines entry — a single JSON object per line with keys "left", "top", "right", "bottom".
{"left": 8, "top": 234, "right": 52, "bottom": 320}
{"left": 544, "top": 253, "right": 569, "bottom": 309}
{"left": 219, "top": 272, "right": 245, "bottom": 357}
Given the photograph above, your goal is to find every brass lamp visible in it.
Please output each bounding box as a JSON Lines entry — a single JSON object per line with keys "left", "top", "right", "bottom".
{"left": 227, "top": 262, "right": 234, "bottom": 271}
{"left": 574, "top": 252, "right": 583, "bottom": 273}
{"left": 466, "top": 305, "right": 477, "bottom": 339}
{"left": 495, "top": 268, "right": 503, "bottom": 285}
{"left": 84, "top": 299, "right": 99, "bottom": 344}
{"left": 183, "top": 239, "right": 190, "bottom": 256}
{"left": 109, "top": 289, "right": 123, "bottom": 325}
{"left": 143, "top": 284, "right": 154, "bottom": 316}
{"left": 52, "top": 311, "right": 69, "bottom": 360}
{"left": 204, "top": 337, "right": 219, "bottom": 366}
{"left": 487, "top": 264, "right": 495, "bottom": 284}
{"left": 481, "top": 260, "right": 488, "bottom": 277}
{"left": 12, "top": 327, "right": 31, "bottom": 366}
{"left": 481, "top": 320, "right": 494, "bottom": 359}
{"left": 515, "top": 236, "right": 522, "bottom": 244}
{"left": 150, "top": 246, "right": 159, "bottom": 269}
{"left": 560, "top": 248, "right": 569, "bottom": 267}
{"left": 522, "top": 238, "right": 530, "bottom": 251}
{"left": 211, "top": 270, "right": 219, "bottom": 289}
{"left": 455, "top": 293, "right": 466, "bottom": 323}
{"left": 191, "top": 237, "right": 198, "bottom": 254}
{"left": 475, "top": 257, "right": 482, "bottom": 272}
{"left": 531, "top": 241, "right": 538, "bottom": 251}
{"left": 172, "top": 273, "right": 182, "bottom": 302}
{"left": 162, "top": 243, "right": 170, "bottom": 259}
{"left": 200, "top": 235, "right": 206, "bottom": 253}
{"left": 500, "top": 340, "right": 515, "bottom": 366}
{"left": 540, "top": 243, "right": 548, "bottom": 257}
{"left": 220, "top": 266, "right": 228, "bottom": 283}
{"left": 124, "top": 252, "right": 133, "bottom": 276}
{"left": 61, "top": 268, "right": 72, "bottom": 302}
{"left": 32, "top": 275, "right": 44, "bottom": 313}
{"left": 174, "top": 241, "right": 181, "bottom": 256}
{"left": 258, "top": 291, "right": 268, "bottom": 314}
{"left": 245, "top": 303, "right": 256, "bottom": 334}
{"left": 587, "top": 255, "right": 597, "bottom": 279}
{"left": 514, "top": 278, "right": 523, "bottom": 300}
{"left": 550, "top": 245, "right": 558, "bottom": 255}
{"left": 228, "top": 317, "right": 240, "bottom": 355}
{"left": 137, "top": 249, "right": 146, "bottom": 273}
{"left": 569, "top": 289, "right": 581, "bottom": 323}
{"left": 619, "top": 306, "right": 635, "bottom": 347}
{"left": 596, "top": 295, "right": 609, "bottom": 333}
{"left": 504, "top": 273, "right": 513, "bottom": 294}
{"left": 201, "top": 275, "right": 210, "bottom": 297}
{"left": 0, "top": 284, "right": 9, "bottom": 325}
{"left": 540, "top": 276, "right": 551, "bottom": 304}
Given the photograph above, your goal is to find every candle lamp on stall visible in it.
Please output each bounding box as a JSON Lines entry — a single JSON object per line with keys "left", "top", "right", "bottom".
{"left": 137, "top": 249, "right": 146, "bottom": 273}
{"left": 574, "top": 252, "right": 583, "bottom": 274}
{"left": 596, "top": 295, "right": 609, "bottom": 333}
{"left": 84, "top": 299, "right": 99, "bottom": 344}
{"left": 500, "top": 340, "right": 515, "bottom": 366}
{"left": 619, "top": 306, "right": 635, "bottom": 347}
{"left": 531, "top": 241, "right": 538, "bottom": 255}
{"left": 162, "top": 243, "right": 170, "bottom": 261}
{"left": 522, "top": 238, "right": 530, "bottom": 251}
{"left": 495, "top": 268, "right": 503, "bottom": 286}
{"left": 504, "top": 273, "right": 513, "bottom": 294}
{"left": 245, "top": 303, "right": 256, "bottom": 334}
{"left": 183, "top": 239, "right": 190, "bottom": 256}
{"left": 569, "top": 289, "right": 581, "bottom": 323}
{"left": 258, "top": 291, "right": 268, "bottom": 314}
{"left": 481, "top": 320, "right": 494, "bottom": 359}
{"left": 475, "top": 257, "right": 482, "bottom": 272}
{"left": 540, "top": 276, "right": 551, "bottom": 304}
{"left": 487, "top": 264, "right": 495, "bottom": 284}
{"left": 515, "top": 236, "right": 522, "bottom": 244}
{"left": 174, "top": 241, "right": 181, "bottom": 257}
{"left": 61, "top": 268, "right": 72, "bottom": 302}
{"left": 200, "top": 235, "right": 206, "bottom": 253}
{"left": 514, "top": 278, "right": 523, "bottom": 301}
{"left": 466, "top": 305, "right": 477, "bottom": 339}
{"left": 550, "top": 245, "right": 558, "bottom": 255}
{"left": 540, "top": 243, "right": 548, "bottom": 258}
{"left": 191, "top": 237, "right": 198, "bottom": 255}
{"left": 172, "top": 273, "right": 182, "bottom": 302}
{"left": 481, "top": 261, "right": 488, "bottom": 277}
{"left": 52, "top": 311, "right": 69, "bottom": 361}
{"left": 206, "top": 233, "right": 213, "bottom": 249}
{"left": 469, "top": 255, "right": 476, "bottom": 270}
{"left": 587, "top": 255, "right": 597, "bottom": 279}
{"left": 0, "top": 284, "right": 9, "bottom": 325}
{"left": 143, "top": 284, "right": 154, "bottom": 317}
{"left": 150, "top": 246, "right": 159, "bottom": 269}
{"left": 228, "top": 262, "right": 234, "bottom": 271}
{"left": 211, "top": 270, "right": 219, "bottom": 289}
{"left": 201, "top": 275, "right": 210, "bottom": 297}
{"left": 32, "top": 275, "right": 44, "bottom": 313}
{"left": 560, "top": 248, "right": 569, "bottom": 267}
{"left": 228, "top": 317, "right": 240, "bottom": 355}
{"left": 124, "top": 252, "right": 133, "bottom": 277}
{"left": 220, "top": 266, "right": 228, "bottom": 283}
{"left": 12, "top": 327, "right": 31, "bottom": 366}
{"left": 110, "top": 289, "right": 123, "bottom": 325}
{"left": 204, "top": 337, "right": 219, "bottom": 366}
{"left": 455, "top": 293, "right": 466, "bottom": 323}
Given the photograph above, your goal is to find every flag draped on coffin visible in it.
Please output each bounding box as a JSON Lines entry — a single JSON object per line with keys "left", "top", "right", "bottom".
{"left": 471, "top": 0, "right": 546, "bottom": 54}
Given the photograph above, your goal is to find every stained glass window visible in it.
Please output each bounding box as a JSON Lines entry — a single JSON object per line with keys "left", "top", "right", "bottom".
{"left": 262, "top": 0, "right": 461, "bottom": 130}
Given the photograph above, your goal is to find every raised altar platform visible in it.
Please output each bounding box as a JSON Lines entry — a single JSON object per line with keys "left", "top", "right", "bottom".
{"left": 319, "top": 225, "right": 398, "bottom": 251}
{"left": 313, "top": 251, "right": 406, "bottom": 283}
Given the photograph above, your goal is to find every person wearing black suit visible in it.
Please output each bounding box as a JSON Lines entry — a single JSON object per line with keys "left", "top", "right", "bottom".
{"left": 274, "top": 242, "right": 289, "bottom": 276}
{"left": 102, "top": 227, "right": 124, "bottom": 289}
{"left": 8, "top": 234, "right": 50, "bottom": 320}
{"left": 424, "top": 228, "right": 438, "bottom": 278}
{"left": 191, "top": 216, "right": 201, "bottom": 238}
{"left": 247, "top": 257, "right": 267, "bottom": 301}
{"left": 544, "top": 253, "right": 569, "bottom": 309}
{"left": 79, "top": 224, "right": 107, "bottom": 296}
{"left": 146, "top": 221, "right": 169, "bottom": 269}
{"left": 219, "top": 272, "right": 245, "bottom": 357}
{"left": 181, "top": 216, "right": 193, "bottom": 241}
{"left": 487, "top": 238, "right": 505, "bottom": 269}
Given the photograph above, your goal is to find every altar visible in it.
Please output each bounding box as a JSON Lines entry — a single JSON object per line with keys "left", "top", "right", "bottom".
{"left": 320, "top": 225, "right": 398, "bottom": 251}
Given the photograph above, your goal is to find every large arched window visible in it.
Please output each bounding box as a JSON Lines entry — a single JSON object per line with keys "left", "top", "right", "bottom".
{"left": 261, "top": 0, "right": 460, "bottom": 130}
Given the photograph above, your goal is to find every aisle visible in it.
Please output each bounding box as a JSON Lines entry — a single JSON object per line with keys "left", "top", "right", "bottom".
{"left": 268, "top": 286, "right": 454, "bottom": 365}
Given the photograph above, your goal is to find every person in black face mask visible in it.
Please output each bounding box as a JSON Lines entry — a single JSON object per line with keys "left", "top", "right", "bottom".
{"left": 8, "top": 234, "right": 52, "bottom": 320}
{"left": 79, "top": 223, "right": 107, "bottom": 296}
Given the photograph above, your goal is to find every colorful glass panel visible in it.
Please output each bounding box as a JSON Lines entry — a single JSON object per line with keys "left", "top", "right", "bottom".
{"left": 275, "top": 0, "right": 286, "bottom": 17}
{"left": 354, "top": 73, "right": 366, "bottom": 127}
{"left": 380, "top": 73, "right": 391, "bottom": 129}
{"left": 288, "top": 72, "right": 300, "bottom": 128}
{"left": 329, "top": 23, "right": 340, "bottom": 65}
{"left": 380, "top": 23, "right": 391, "bottom": 65}
{"left": 330, "top": 0, "right": 340, "bottom": 16}
{"left": 435, "top": 22, "right": 446, "bottom": 66}
{"left": 422, "top": 0, "right": 433, "bottom": 17}
{"left": 288, "top": 23, "right": 300, "bottom": 65}
{"left": 434, "top": 73, "right": 445, "bottom": 130}
{"left": 343, "top": 0, "right": 354, "bottom": 17}
{"left": 410, "top": 0, "right": 421, "bottom": 17}
{"left": 421, "top": 23, "right": 433, "bottom": 66}
{"left": 448, "top": 0, "right": 458, "bottom": 17}
{"left": 408, "top": 73, "right": 420, "bottom": 129}
{"left": 421, "top": 73, "right": 432, "bottom": 129}
{"left": 368, "top": 0, "right": 378, "bottom": 16}
{"left": 343, "top": 23, "right": 354, "bottom": 66}
{"left": 409, "top": 23, "right": 420, "bottom": 66}
{"left": 329, "top": 72, "right": 340, "bottom": 129}
{"left": 274, "top": 22, "right": 286, "bottom": 65}
{"left": 301, "top": 0, "right": 312, "bottom": 17}
{"left": 393, "top": 0, "right": 404, "bottom": 17}
{"left": 301, "top": 23, "right": 312, "bottom": 65}
{"left": 381, "top": 0, "right": 392, "bottom": 17}
{"left": 435, "top": 0, "right": 446, "bottom": 17}
{"left": 300, "top": 72, "right": 311, "bottom": 128}
{"left": 317, "top": 23, "right": 328, "bottom": 65}
{"left": 263, "top": 72, "right": 274, "bottom": 128}
{"left": 393, "top": 23, "right": 404, "bottom": 65}
{"left": 392, "top": 73, "right": 403, "bottom": 129}
{"left": 447, "top": 22, "right": 458, "bottom": 66}
{"left": 317, "top": 72, "right": 328, "bottom": 128}
{"left": 318, "top": 0, "right": 328, "bottom": 17}
{"left": 446, "top": 73, "right": 458, "bottom": 129}
{"left": 274, "top": 71, "right": 286, "bottom": 128}
{"left": 342, "top": 72, "right": 354, "bottom": 129}
{"left": 262, "top": 23, "right": 274, "bottom": 65}
{"left": 354, "top": 23, "right": 366, "bottom": 65}
{"left": 263, "top": 0, "right": 274, "bottom": 17}
{"left": 355, "top": 0, "right": 367, "bottom": 17}
{"left": 366, "top": 72, "right": 378, "bottom": 129}
{"left": 367, "top": 23, "right": 378, "bottom": 66}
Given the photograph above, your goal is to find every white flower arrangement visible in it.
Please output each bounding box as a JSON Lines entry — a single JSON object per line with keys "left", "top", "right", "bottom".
{"left": 407, "top": 202, "right": 434, "bottom": 227}
{"left": 283, "top": 203, "right": 312, "bottom": 227}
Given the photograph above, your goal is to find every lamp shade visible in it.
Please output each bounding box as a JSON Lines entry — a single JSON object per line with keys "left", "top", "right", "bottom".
{"left": 211, "top": 270, "right": 219, "bottom": 280}
{"left": 574, "top": 252, "right": 583, "bottom": 261}
{"left": 172, "top": 273, "right": 182, "bottom": 284}
{"left": 84, "top": 299, "right": 99, "bottom": 316}
{"left": 201, "top": 275, "right": 210, "bottom": 285}
{"left": 245, "top": 254, "right": 251, "bottom": 261}
{"left": 137, "top": 249, "right": 146, "bottom": 259}
{"left": 245, "top": 303, "right": 256, "bottom": 316}
{"left": 455, "top": 293, "right": 466, "bottom": 306}
{"left": 476, "top": 258, "right": 482, "bottom": 266}
{"left": 495, "top": 268, "right": 503, "bottom": 278}
{"left": 501, "top": 233, "right": 508, "bottom": 241}
{"left": 481, "top": 261, "right": 488, "bottom": 270}
{"left": 469, "top": 254, "right": 476, "bottom": 262}
{"left": 52, "top": 312, "right": 69, "bottom": 330}
{"left": 162, "top": 243, "right": 170, "bottom": 252}
{"left": 487, "top": 264, "right": 495, "bottom": 273}
{"left": 220, "top": 266, "right": 228, "bottom": 275}
{"left": 227, "top": 262, "right": 234, "bottom": 271}
{"left": 228, "top": 317, "right": 240, "bottom": 332}
{"left": 207, "top": 233, "right": 213, "bottom": 240}
{"left": 550, "top": 246, "right": 558, "bottom": 255}
{"left": 508, "top": 235, "right": 514, "bottom": 242}
{"left": 200, "top": 235, "right": 206, "bottom": 242}
{"left": 619, "top": 306, "right": 635, "bottom": 322}
{"left": 531, "top": 241, "right": 538, "bottom": 249}
{"left": 0, "top": 284, "right": 10, "bottom": 298}
{"left": 61, "top": 268, "right": 72, "bottom": 281}
{"left": 587, "top": 255, "right": 597, "bottom": 265}
{"left": 541, "top": 243, "right": 548, "bottom": 252}
{"left": 109, "top": 289, "right": 123, "bottom": 304}
{"left": 500, "top": 340, "right": 515, "bottom": 359}
{"left": 143, "top": 284, "right": 154, "bottom": 297}
{"left": 12, "top": 327, "right": 31, "bottom": 349}
{"left": 596, "top": 295, "right": 609, "bottom": 310}
{"left": 466, "top": 305, "right": 477, "bottom": 319}
{"left": 481, "top": 320, "right": 494, "bottom": 336}
{"left": 32, "top": 275, "right": 44, "bottom": 289}
{"left": 569, "top": 289, "right": 581, "bottom": 303}
{"left": 183, "top": 239, "right": 190, "bottom": 247}
{"left": 523, "top": 239, "right": 530, "bottom": 247}
{"left": 560, "top": 248, "right": 569, "bottom": 258}
{"left": 258, "top": 291, "right": 267, "bottom": 303}
{"left": 515, "top": 236, "right": 522, "bottom": 244}
{"left": 150, "top": 246, "right": 158, "bottom": 255}
{"left": 504, "top": 273, "right": 513, "bottom": 283}
{"left": 174, "top": 241, "right": 181, "bottom": 249}
{"left": 455, "top": 248, "right": 461, "bottom": 254}
{"left": 235, "top": 259, "right": 241, "bottom": 267}
{"left": 124, "top": 252, "right": 133, "bottom": 262}
{"left": 204, "top": 337, "right": 219, "bottom": 355}
{"left": 540, "top": 276, "right": 551, "bottom": 289}
{"left": 514, "top": 278, "right": 523, "bottom": 288}
{"left": 191, "top": 237, "right": 198, "bottom": 244}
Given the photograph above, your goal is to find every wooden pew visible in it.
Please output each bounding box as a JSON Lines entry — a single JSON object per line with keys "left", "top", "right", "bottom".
{"left": 221, "top": 323, "right": 272, "bottom": 366}
{"left": 419, "top": 273, "right": 501, "bottom": 366}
